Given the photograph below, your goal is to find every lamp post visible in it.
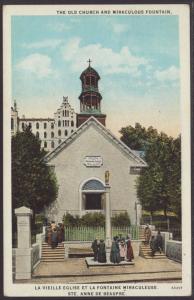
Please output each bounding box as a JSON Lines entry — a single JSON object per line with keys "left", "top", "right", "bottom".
{"left": 105, "top": 170, "right": 111, "bottom": 262}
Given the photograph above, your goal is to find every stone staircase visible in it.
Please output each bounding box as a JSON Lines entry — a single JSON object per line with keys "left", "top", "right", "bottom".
{"left": 41, "top": 243, "right": 65, "bottom": 262}
{"left": 139, "top": 242, "right": 166, "bottom": 259}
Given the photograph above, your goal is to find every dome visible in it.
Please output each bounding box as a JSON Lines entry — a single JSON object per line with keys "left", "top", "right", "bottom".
{"left": 80, "top": 65, "right": 100, "bottom": 80}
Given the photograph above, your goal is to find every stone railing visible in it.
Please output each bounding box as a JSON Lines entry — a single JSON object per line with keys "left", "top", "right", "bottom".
{"left": 166, "top": 240, "right": 182, "bottom": 262}
{"left": 31, "top": 243, "right": 40, "bottom": 270}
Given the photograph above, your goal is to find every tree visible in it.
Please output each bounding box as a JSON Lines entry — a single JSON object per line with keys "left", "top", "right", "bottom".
{"left": 120, "top": 124, "right": 181, "bottom": 219}
{"left": 119, "top": 123, "right": 158, "bottom": 151}
{"left": 12, "top": 126, "right": 58, "bottom": 218}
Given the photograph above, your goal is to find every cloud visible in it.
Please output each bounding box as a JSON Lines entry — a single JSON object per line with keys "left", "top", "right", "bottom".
{"left": 112, "top": 23, "right": 128, "bottom": 34}
{"left": 17, "top": 53, "right": 53, "bottom": 78}
{"left": 61, "top": 37, "right": 149, "bottom": 77}
{"left": 155, "top": 66, "right": 179, "bottom": 82}
{"left": 22, "top": 39, "right": 62, "bottom": 49}
{"left": 48, "top": 22, "right": 71, "bottom": 32}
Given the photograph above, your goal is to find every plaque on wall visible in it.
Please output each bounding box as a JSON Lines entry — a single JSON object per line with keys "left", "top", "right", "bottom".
{"left": 84, "top": 156, "right": 103, "bottom": 167}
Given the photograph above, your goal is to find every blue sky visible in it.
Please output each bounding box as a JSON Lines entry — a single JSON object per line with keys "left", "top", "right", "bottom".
{"left": 12, "top": 15, "right": 180, "bottom": 137}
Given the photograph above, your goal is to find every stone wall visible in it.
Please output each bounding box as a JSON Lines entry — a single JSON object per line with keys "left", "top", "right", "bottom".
{"left": 166, "top": 240, "right": 182, "bottom": 262}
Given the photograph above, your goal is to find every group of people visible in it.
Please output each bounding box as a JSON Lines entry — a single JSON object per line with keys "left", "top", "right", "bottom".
{"left": 91, "top": 234, "right": 134, "bottom": 264}
{"left": 45, "top": 221, "right": 64, "bottom": 249}
{"left": 144, "top": 225, "right": 163, "bottom": 256}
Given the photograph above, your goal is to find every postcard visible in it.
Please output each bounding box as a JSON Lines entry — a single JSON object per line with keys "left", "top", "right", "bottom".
{"left": 3, "top": 3, "right": 192, "bottom": 297}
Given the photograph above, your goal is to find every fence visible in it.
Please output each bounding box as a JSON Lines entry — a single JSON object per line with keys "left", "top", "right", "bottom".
{"left": 64, "top": 225, "right": 140, "bottom": 241}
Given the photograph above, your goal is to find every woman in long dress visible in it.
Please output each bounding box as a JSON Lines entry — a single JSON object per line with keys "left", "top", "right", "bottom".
{"left": 126, "top": 235, "right": 134, "bottom": 261}
{"left": 119, "top": 240, "right": 127, "bottom": 261}
{"left": 98, "top": 240, "right": 106, "bottom": 263}
{"left": 110, "top": 236, "right": 121, "bottom": 264}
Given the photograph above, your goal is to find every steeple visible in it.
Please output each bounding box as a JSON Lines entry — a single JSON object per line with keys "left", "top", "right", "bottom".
{"left": 77, "top": 60, "right": 106, "bottom": 127}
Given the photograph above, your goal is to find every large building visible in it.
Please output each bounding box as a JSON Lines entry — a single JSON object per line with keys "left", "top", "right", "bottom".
{"left": 11, "top": 96, "right": 77, "bottom": 152}
{"left": 42, "top": 62, "right": 146, "bottom": 224}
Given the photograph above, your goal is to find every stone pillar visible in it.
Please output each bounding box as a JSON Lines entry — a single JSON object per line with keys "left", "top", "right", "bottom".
{"left": 105, "top": 185, "right": 111, "bottom": 262}
{"left": 15, "top": 206, "right": 33, "bottom": 279}
{"left": 136, "top": 203, "right": 142, "bottom": 226}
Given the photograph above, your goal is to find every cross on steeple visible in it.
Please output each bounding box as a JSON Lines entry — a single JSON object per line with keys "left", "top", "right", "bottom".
{"left": 87, "top": 58, "right": 92, "bottom": 66}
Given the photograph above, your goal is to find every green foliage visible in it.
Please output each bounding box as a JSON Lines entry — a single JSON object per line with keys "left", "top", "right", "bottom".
{"left": 120, "top": 123, "right": 181, "bottom": 219}
{"left": 63, "top": 212, "right": 131, "bottom": 227}
{"left": 12, "top": 126, "right": 58, "bottom": 215}
{"left": 119, "top": 123, "right": 158, "bottom": 151}
{"left": 111, "top": 212, "right": 131, "bottom": 226}
{"left": 63, "top": 212, "right": 105, "bottom": 226}
{"left": 81, "top": 212, "right": 105, "bottom": 226}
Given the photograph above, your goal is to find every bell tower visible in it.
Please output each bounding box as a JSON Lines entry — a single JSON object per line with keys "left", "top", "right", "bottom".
{"left": 77, "top": 59, "right": 106, "bottom": 127}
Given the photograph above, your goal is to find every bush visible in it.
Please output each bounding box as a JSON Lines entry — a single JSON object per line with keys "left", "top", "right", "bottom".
{"left": 63, "top": 212, "right": 131, "bottom": 227}
{"left": 111, "top": 212, "right": 131, "bottom": 226}
{"left": 80, "top": 212, "right": 105, "bottom": 226}
{"left": 63, "top": 213, "right": 80, "bottom": 226}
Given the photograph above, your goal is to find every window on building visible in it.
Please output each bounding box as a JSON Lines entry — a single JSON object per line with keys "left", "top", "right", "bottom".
{"left": 67, "top": 120, "right": 69, "bottom": 126}
{"left": 65, "top": 120, "right": 67, "bottom": 126}
{"left": 11, "top": 118, "right": 14, "bottom": 130}
{"left": 44, "top": 132, "right": 47, "bottom": 138}
{"left": 44, "top": 122, "right": 47, "bottom": 129}
{"left": 51, "top": 141, "right": 55, "bottom": 148}
{"left": 63, "top": 110, "right": 64, "bottom": 116}
{"left": 71, "top": 121, "right": 74, "bottom": 127}
{"left": 67, "top": 110, "right": 69, "bottom": 117}
{"left": 58, "top": 120, "right": 61, "bottom": 127}
{"left": 65, "top": 110, "right": 67, "bottom": 117}
{"left": 91, "top": 76, "right": 95, "bottom": 86}
{"left": 65, "top": 130, "right": 68, "bottom": 136}
{"left": 58, "top": 130, "right": 61, "bottom": 136}
{"left": 86, "top": 77, "right": 90, "bottom": 85}
{"left": 63, "top": 120, "right": 64, "bottom": 127}
{"left": 44, "top": 141, "right": 47, "bottom": 148}
{"left": 36, "top": 132, "right": 39, "bottom": 138}
{"left": 36, "top": 122, "right": 39, "bottom": 129}
{"left": 51, "top": 123, "right": 54, "bottom": 129}
{"left": 51, "top": 131, "right": 54, "bottom": 138}
{"left": 28, "top": 122, "right": 32, "bottom": 129}
{"left": 58, "top": 139, "right": 61, "bottom": 144}
{"left": 71, "top": 129, "right": 74, "bottom": 133}
{"left": 22, "top": 122, "right": 25, "bottom": 130}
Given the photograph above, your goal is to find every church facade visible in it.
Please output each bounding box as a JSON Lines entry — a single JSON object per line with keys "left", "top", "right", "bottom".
{"left": 43, "top": 62, "right": 147, "bottom": 225}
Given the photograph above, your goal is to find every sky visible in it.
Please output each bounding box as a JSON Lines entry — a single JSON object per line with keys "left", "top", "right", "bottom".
{"left": 11, "top": 15, "right": 180, "bottom": 137}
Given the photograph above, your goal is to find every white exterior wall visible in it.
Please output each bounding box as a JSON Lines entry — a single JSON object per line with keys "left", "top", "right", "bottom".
{"left": 15, "top": 97, "right": 76, "bottom": 152}
{"left": 46, "top": 124, "right": 140, "bottom": 224}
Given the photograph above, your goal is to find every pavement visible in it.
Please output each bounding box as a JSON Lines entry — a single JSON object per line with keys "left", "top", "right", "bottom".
{"left": 14, "top": 256, "right": 182, "bottom": 284}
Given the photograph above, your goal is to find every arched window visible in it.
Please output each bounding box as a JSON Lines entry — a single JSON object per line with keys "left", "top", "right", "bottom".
{"left": 22, "top": 122, "right": 25, "bottom": 130}
{"left": 58, "top": 139, "right": 61, "bottom": 144}
{"left": 44, "top": 141, "right": 47, "bottom": 148}
{"left": 51, "top": 123, "right": 54, "bottom": 129}
{"left": 28, "top": 122, "right": 32, "bottom": 129}
{"left": 44, "top": 132, "right": 47, "bottom": 138}
{"left": 36, "top": 122, "right": 39, "bottom": 129}
{"left": 58, "top": 130, "right": 61, "bottom": 136}
{"left": 58, "top": 120, "right": 61, "bottom": 127}
{"left": 51, "top": 131, "right": 54, "bottom": 138}
{"left": 65, "top": 110, "right": 67, "bottom": 117}
{"left": 65, "top": 130, "right": 68, "bottom": 136}
{"left": 51, "top": 141, "right": 55, "bottom": 148}
{"left": 36, "top": 132, "right": 39, "bottom": 138}
{"left": 63, "top": 110, "right": 64, "bottom": 116}
{"left": 63, "top": 120, "right": 64, "bottom": 127}
{"left": 44, "top": 122, "right": 47, "bottom": 129}
{"left": 67, "top": 110, "right": 69, "bottom": 117}
{"left": 11, "top": 118, "right": 14, "bottom": 130}
{"left": 71, "top": 121, "right": 74, "bottom": 127}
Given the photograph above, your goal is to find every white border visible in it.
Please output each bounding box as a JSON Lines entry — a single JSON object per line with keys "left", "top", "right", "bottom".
{"left": 3, "top": 4, "right": 191, "bottom": 297}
